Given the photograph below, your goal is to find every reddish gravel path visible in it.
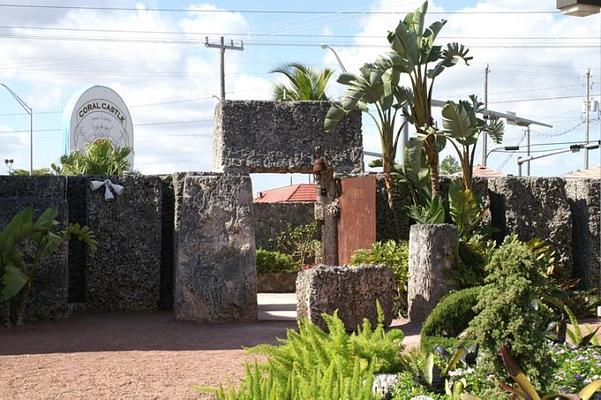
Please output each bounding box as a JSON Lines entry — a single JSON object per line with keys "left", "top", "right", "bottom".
{"left": 0, "top": 312, "right": 295, "bottom": 400}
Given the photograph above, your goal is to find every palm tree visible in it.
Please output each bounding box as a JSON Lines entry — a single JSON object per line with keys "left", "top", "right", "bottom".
{"left": 271, "top": 63, "right": 333, "bottom": 101}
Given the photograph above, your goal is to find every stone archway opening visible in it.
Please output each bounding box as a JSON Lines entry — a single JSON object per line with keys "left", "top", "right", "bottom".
{"left": 174, "top": 100, "right": 363, "bottom": 324}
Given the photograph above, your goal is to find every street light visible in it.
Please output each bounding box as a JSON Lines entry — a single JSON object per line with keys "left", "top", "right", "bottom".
{"left": 557, "top": 0, "right": 600, "bottom": 16}
{"left": 320, "top": 44, "right": 347, "bottom": 73}
{"left": 516, "top": 141, "right": 601, "bottom": 176}
{"left": 4, "top": 158, "right": 14, "bottom": 174}
{"left": 0, "top": 83, "right": 32, "bottom": 175}
{"left": 486, "top": 145, "right": 520, "bottom": 159}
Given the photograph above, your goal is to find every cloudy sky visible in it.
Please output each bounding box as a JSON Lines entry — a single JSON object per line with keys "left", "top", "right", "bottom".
{"left": 0, "top": 0, "right": 599, "bottom": 192}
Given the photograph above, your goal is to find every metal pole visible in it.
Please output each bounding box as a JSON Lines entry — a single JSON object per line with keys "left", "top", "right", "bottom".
{"left": 0, "top": 83, "right": 33, "bottom": 174}
{"left": 585, "top": 68, "right": 591, "bottom": 169}
{"left": 518, "top": 157, "right": 522, "bottom": 177}
{"left": 29, "top": 107, "right": 33, "bottom": 174}
{"left": 320, "top": 44, "right": 347, "bottom": 72}
{"left": 220, "top": 36, "right": 225, "bottom": 101}
{"left": 482, "top": 64, "right": 489, "bottom": 166}
{"left": 526, "top": 126, "right": 531, "bottom": 176}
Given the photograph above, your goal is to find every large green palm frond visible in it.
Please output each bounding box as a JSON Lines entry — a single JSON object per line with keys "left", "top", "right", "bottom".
{"left": 271, "top": 63, "right": 333, "bottom": 101}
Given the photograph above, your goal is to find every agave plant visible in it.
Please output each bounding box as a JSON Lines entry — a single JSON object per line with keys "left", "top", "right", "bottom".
{"left": 271, "top": 63, "right": 333, "bottom": 101}
{"left": 563, "top": 305, "right": 600, "bottom": 348}
{"left": 399, "top": 343, "right": 474, "bottom": 394}
{"left": 0, "top": 208, "right": 97, "bottom": 325}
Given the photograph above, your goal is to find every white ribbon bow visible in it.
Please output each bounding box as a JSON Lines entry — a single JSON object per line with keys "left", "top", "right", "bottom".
{"left": 90, "top": 179, "right": 124, "bottom": 201}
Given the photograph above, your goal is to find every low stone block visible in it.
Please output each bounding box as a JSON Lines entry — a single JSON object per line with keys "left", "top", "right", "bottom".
{"left": 85, "top": 176, "right": 162, "bottom": 310}
{"left": 408, "top": 224, "right": 458, "bottom": 324}
{"left": 296, "top": 265, "right": 395, "bottom": 331}
{"left": 174, "top": 174, "right": 257, "bottom": 322}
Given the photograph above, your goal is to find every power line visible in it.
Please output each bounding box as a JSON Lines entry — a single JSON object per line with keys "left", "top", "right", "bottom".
{"left": 489, "top": 94, "right": 601, "bottom": 104}
{"left": 0, "top": 119, "right": 215, "bottom": 134}
{"left": 489, "top": 84, "right": 582, "bottom": 96}
{"left": 2, "top": 25, "right": 597, "bottom": 41}
{"left": 0, "top": 4, "right": 562, "bottom": 15}
{"left": 1, "top": 34, "right": 598, "bottom": 49}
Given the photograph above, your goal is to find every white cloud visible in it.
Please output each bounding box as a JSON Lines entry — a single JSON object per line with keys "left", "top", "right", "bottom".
{"left": 0, "top": 2, "right": 273, "bottom": 174}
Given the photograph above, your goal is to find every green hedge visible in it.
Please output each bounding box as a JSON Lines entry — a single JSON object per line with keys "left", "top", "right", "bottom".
{"left": 256, "top": 248, "right": 298, "bottom": 274}
{"left": 420, "top": 286, "right": 481, "bottom": 342}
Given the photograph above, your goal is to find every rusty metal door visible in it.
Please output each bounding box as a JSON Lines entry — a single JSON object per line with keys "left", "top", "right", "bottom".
{"left": 337, "top": 175, "right": 376, "bottom": 264}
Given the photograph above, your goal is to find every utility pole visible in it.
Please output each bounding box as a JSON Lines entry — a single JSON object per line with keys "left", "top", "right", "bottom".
{"left": 526, "top": 125, "right": 531, "bottom": 176}
{"left": 482, "top": 64, "right": 490, "bottom": 166}
{"left": 204, "top": 37, "right": 244, "bottom": 101}
{"left": 584, "top": 68, "right": 591, "bottom": 169}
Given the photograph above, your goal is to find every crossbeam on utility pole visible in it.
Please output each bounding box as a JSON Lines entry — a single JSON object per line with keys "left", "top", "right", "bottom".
{"left": 205, "top": 36, "right": 244, "bottom": 101}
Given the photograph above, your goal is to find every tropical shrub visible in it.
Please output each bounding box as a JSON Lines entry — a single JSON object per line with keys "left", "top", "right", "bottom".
{"left": 256, "top": 249, "right": 298, "bottom": 274}
{"left": 271, "top": 63, "right": 333, "bottom": 101}
{"left": 0, "top": 207, "right": 96, "bottom": 325}
{"left": 51, "top": 138, "right": 133, "bottom": 176}
{"left": 269, "top": 223, "right": 321, "bottom": 268}
{"left": 467, "top": 236, "right": 553, "bottom": 389}
{"left": 420, "top": 286, "right": 481, "bottom": 342}
{"left": 447, "top": 234, "right": 496, "bottom": 289}
{"left": 198, "top": 305, "right": 405, "bottom": 399}
{"left": 440, "top": 155, "right": 460, "bottom": 175}
{"left": 350, "top": 240, "right": 409, "bottom": 316}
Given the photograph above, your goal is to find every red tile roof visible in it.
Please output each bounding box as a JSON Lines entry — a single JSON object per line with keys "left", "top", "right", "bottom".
{"left": 254, "top": 183, "right": 317, "bottom": 203}
{"left": 564, "top": 165, "right": 601, "bottom": 179}
{"left": 451, "top": 164, "right": 506, "bottom": 178}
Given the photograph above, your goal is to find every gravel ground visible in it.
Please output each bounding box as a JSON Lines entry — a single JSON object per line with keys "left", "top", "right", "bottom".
{"left": 0, "top": 311, "right": 295, "bottom": 400}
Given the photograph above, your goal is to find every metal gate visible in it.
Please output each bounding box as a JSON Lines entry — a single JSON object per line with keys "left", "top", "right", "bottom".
{"left": 337, "top": 175, "right": 376, "bottom": 264}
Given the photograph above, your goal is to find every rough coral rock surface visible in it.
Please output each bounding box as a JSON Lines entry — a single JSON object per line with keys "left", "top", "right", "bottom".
{"left": 85, "top": 176, "right": 162, "bottom": 310}
{"left": 175, "top": 174, "right": 257, "bottom": 322}
{"left": 565, "top": 178, "right": 600, "bottom": 289}
{"left": 488, "top": 177, "right": 573, "bottom": 276}
{"left": 408, "top": 224, "right": 458, "bottom": 324}
{"left": 0, "top": 176, "right": 70, "bottom": 324}
{"left": 296, "top": 264, "right": 395, "bottom": 331}
{"left": 213, "top": 100, "right": 363, "bottom": 174}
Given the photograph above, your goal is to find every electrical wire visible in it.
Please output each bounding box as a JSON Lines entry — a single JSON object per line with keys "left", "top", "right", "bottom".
{"left": 489, "top": 94, "right": 601, "bottom": 104}
{"left": 0, "top": 4, "right": 562, "bottom": 15}
{"left": 2, "top": 25, "right": 597, "bottom": 41}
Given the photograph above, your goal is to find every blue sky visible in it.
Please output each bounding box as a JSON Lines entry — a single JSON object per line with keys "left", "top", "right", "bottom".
{"left": 0, "top": 0, "right": 599, "bottom": 192}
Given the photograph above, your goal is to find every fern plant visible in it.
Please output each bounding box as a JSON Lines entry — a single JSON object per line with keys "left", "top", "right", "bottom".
{"left": 0, "top": 207, "right": 97, "bottom": 325}
{"left": 197, "top": 304, "right": 404, "bottom": 399}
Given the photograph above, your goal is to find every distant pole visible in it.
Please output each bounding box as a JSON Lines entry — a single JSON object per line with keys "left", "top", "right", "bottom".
{"left": 482, "top": 64, "right": 490, "bottom": 166}
{"left": 585, "top": 68, "right": 591, "bottom": 169}
{"left": 205, "top": 36, "right": 244, "bottom": 101}
{"left": 526, "top": 125, "right": 531, "bottom": 176}
{"left": 0, "top": 83, "right": 33, "bottom": 174}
